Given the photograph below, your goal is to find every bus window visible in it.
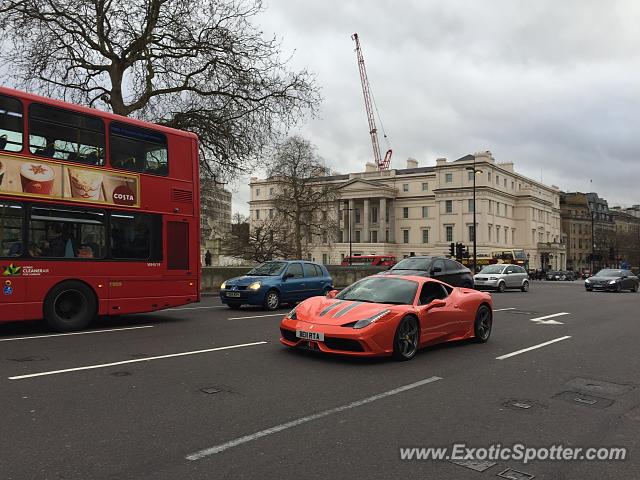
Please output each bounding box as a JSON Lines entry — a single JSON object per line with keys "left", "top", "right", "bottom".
{"left": 29, "top": 205, "right": 106, "bottom": 258}
{"left": 109, "top": 122, "right": 168, "bottom": 175}
{"left": 28, "top": 103, "right": 105, "bottom": 165}
{"left": 110, "top": 212, "right": 162, "bottom": 260}
{"left": 0, "top": 94, "right": 23, "bottom": 152}
{"left": 0, "top": 202, "right": 24, "bottom": 257}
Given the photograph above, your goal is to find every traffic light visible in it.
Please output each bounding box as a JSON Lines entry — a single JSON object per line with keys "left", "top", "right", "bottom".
{"left": 449, "top": 242, "right": 455, "bottom": 257}
{"left": 455, "top": 242, "right": 463, "bottom": 260}
{"left": 462, "top": 244, "right": 469, "bottom": 258}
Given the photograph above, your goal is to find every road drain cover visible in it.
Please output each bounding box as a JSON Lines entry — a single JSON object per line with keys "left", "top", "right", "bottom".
{"left": 553, "top": 391, "right": 614, "bottom": 409}
{"left": 497, "top": 468, "right": 535, "bottom": 479}
{"left": 111, "top": 371, "right": 132, "bottom": 377}
{"left": 565, "top": 377, "right": 633, "bottom": 396}
{"left": 449, "top": 459, "right": 496, "bottom": 472}
{"left": 503, "top": 399, "right": 546, "bottom": 411}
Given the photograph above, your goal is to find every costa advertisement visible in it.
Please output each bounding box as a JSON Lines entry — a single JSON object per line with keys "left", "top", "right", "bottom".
{"left": 0, "top": 153, "right": 139, "bottom": 207}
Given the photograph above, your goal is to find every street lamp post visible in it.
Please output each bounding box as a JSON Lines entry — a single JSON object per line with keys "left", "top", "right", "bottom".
{"left": 340, "top": 206, "right": 354, "bottom": 265}
{"left": 590, "top": 210, "right": 595, "bottom": 274}
{"left": 465, "top": 164, "right": 482, "bottom": 274}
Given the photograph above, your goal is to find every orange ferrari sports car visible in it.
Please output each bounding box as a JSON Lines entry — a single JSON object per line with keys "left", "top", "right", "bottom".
{"left": 280, "top": 275, "right": 493, "bottom": 360}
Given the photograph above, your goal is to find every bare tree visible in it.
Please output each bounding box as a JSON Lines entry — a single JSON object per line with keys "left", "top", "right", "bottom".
{"left": 267, "top": 136, "right": 339, "bottom": 259}
{"left": 0, "top": 0, "right": 320, "bottom": 180}
{"left": 223, "top": 215, "right": 293, "bottom": 263}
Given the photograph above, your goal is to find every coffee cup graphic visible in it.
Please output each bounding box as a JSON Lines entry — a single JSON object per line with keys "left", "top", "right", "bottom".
{"left": 69, "top": 168, "right": 103, "bottom": 200}
{"left": 20, "top": 162, "right": 55, "bottom": 195}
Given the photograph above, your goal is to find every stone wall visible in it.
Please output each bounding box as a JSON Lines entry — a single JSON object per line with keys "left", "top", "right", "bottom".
{"left": 201, "top": 265, "right": 389, "bottom": 293}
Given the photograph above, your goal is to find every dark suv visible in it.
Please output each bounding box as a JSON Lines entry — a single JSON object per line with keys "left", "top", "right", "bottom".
{"left": 380, "top": 256, "right": 474, "bottom": 288}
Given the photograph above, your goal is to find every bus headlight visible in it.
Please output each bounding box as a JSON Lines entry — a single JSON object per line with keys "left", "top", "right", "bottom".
{"left": 248, "top": 281, "right": 262, "bottom": 291}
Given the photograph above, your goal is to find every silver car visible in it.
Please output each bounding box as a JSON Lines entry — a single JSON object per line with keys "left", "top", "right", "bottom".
{"left": 473, "top": 264, "right": 529, "bottom": 292}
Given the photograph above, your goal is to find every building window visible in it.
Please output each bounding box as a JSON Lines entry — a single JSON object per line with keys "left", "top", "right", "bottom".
{"left": 0, "top": 94, "right": 23, "bottom": 152}
{"left": 468, "top": 170, "right": 475, "bottom": 181}
{"left": 422, "top": 182, "right": 428, "bottom": 191}
{"left": 255, "top": 188, "right": 260, "bottom": 197}
{"left": 322, "top": 231, "right": 328, "bottom": 243}
{"left": 422, "top": 206, "right": 429, "bottom": 218}
{"left": 402, "top": 207, "right": 409, "bottom": 219}
{"left": 511, "top": 181, "right": 515, "bottom": 190}
{"left": 496, "top": 226, "right": 501, "bottom": 243}
{"left": 495, "top": 175, "right": 499, "bottom": 184}
{"left": 269, "top": 209, "right": 273, "bottom": 218}
{"left": 488, "top": 172, "right": 492, "bottom": 182}
{"left": 496, "top": 203, "right": 500, "bottom": 215}
{"left": 355, "top": 230, "right": 361, "bottom": 243}
{"left": 269, "top": 187, "right": 274, "bottom": 196}
{"left": 504, "top": 178, "right": 507, "bottom": 187}
{"left": 371, "top": 206, "right": 378, "bottom": 223}
{"left": 402, "top": 183, "right": 409, "bottom": 192}
{"left": 385, "top": 229, "right": 390, "bottom": 242}
{"left": 512, "top": 229, "right": 515, "bottom": 244}
{"left": 504, "top": 227, "right": 508, "bottom": 243}
{"left": 468, "top": 225, "right": 475, "bottom": 242}
{"left": 445, "top": 225, "right": 453, "bottom": 242}
{"left": 532, "top": 229, "right": 536, "bottom": 243}
{"left": 488, "top": 200, "right": 492, "bottom": 213}
{"left": 322, "top": 210, "right": 327, "bottom": 220}
{"left": 255, "top": 209, "right": 260, "bottom": 220}
{"left": 468, "top": 199, "right": 475, "bottom": 213}
{"left": 371, "top": 230, "right": 378, "bottom": 243}
{"left": 488, "top": 224, "right": 492, "bottom": 241}
{"left": 445, "top": 200, "right": 453, "bottom": 213}
{"left": 445, "top": 173, "right": 453, "bottom": 183}
{"left": 403, "top": 229, "right": 409, "bottom": 243}
{"left": 322, "top": 253, "right": 328, "bottom": 264}
{"left": 422, "top": 229, "right": 429, "bottom": 243}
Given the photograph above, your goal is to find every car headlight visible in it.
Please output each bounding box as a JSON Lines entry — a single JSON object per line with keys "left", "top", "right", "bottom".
{"left": 247, "top": 281, "right": 262, "bottom": 290}
{"left": 608, "top": 280, "right": 617, "bottom": 284}
{"left": 352, "top": 310, "right": 390, "bottom": 329}
{"left": 220, "top": 281, "right": 227, "bottom": 289}
{"left": 489, "top": 277, "right": 498, "bottom": 281}
{"left": 286, "top": 307, "right": 297, "bottom": 320}
{"left": 584, "top": 279, "right": 590, "bottom": 283}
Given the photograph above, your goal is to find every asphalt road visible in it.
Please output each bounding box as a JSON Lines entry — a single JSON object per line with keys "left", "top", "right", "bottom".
{"left": 1, "top": 281, "right": 639, "bottom": 480}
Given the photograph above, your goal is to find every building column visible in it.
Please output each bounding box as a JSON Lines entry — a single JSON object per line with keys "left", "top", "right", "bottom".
{"left": 379, "top": 197, "right": 387, "bottom": 243}
{"left": 363, "top": 198, "right": 370, "bottom": 243}
{"left": 388, "top": 199, "right": 395, "bottom": 242}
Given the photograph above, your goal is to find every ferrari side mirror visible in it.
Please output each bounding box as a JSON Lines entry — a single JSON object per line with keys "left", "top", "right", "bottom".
{"left": 327, "top": 289, "right": 338, "bottom": 298}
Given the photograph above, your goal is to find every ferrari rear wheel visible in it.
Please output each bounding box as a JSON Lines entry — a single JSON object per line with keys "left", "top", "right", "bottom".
{"left": 474, "top": 305, "right": 492, "bottom": 343}
{"left": 392, "top": 316, "right": 420, "bottom": 361}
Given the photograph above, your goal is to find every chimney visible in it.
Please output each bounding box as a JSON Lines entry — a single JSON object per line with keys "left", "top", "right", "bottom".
{"left": 406, "top": 158, "right": 418, "bottom": 169}
{"left": 365, "top": 162, "right": 377, "bottom": 172}
{"left": 436, "top": 157, "right": 448, "bottom": 165}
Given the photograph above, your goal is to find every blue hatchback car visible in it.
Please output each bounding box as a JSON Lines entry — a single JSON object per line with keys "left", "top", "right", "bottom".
{"left": 220, "top": 260, "right": 334, "bottom": 310}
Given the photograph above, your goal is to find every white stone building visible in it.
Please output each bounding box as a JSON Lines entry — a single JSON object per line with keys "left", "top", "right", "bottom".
{"left": 249, "top": 151, "right": 566, "bottom": 270}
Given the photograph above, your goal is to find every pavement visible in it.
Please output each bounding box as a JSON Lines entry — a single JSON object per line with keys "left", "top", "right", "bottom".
{"left": 1, "top": 280, "right": 639, "bottom": 480}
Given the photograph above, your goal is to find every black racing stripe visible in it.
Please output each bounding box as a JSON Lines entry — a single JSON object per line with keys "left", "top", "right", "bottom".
{"left": 332, "top": 301, "right": 363, "bottom": 318}
{"left": 319, "top": 300, "right": 346, "bottom": 317}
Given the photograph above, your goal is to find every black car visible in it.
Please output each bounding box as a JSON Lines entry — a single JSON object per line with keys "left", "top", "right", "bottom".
{"left": 585, "top": 269, "right": 639, "bottom": 292}
{"left": 380, "top": 256, "right": 474, "bottom": 288}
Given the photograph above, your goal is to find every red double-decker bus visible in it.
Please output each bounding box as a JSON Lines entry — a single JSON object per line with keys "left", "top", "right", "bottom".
{"left": 0, "top": 86, "right": 200, "bottom": 331}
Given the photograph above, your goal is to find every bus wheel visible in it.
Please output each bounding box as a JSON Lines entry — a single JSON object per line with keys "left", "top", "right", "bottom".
{"left": 44, "top": 281, "right": 97, "bottom": 332}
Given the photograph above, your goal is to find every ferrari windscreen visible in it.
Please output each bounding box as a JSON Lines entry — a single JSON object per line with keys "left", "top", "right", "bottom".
{"left": 336, "top": 277, "right": 418, "bottom": 305}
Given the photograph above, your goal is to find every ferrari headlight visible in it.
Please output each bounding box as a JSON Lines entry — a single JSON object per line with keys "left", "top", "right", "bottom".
{"left": 286, "top": 307, "right": 297, "bottom": 320}
{"left": 608, "top": 280, "right": 617, "bottom": 284}
{"left": 353, "top": 310, "right": 390, "bottom": 329}
{"left": 220, "top": 281, "right": 227, "bottom": 289}
{"left": 247, "top": 281, "right": 262, "bottom": 290}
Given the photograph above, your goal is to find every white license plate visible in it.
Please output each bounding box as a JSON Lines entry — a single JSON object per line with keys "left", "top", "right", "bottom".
{"left": 296, "top": 330, "right": 324, "bottom": 341}
{"left": 226, "top": 291, "right": 241, "bottom": 297}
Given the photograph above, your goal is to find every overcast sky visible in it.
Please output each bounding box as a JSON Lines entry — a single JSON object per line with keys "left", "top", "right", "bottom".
{"left": 229, "top": 0, "right": 640, "bottom": 214}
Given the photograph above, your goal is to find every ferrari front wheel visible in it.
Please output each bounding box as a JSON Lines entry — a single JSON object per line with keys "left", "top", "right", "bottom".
{"left": 392, "top": 316, "right": 420, "bottom": 361}
{"left": 473, "top": 305, "right": 492, "bottom": 343}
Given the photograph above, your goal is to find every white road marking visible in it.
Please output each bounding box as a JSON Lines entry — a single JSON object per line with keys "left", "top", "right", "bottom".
{"left": 8, "top": 341, "right": 267, "bottom": 380}
{"left": 493, "top": 308, "right": 516, "bottom": 312}
{"left": 530, "top": 312, "right": 570, "bottom": 325}
{"left": 163, "top": 305, "right": 226, "bottom": 311}
{"left": 227, "top": 313, "right": 284, "bottom": 320}
{"left": 0, "top": 325, "right": 154, "bottom": 343}
{"left": 496, "top": 336, "right": 572, "bottom": 360}
{"left": 185, "top": 376, "right": 443, "bottom": 461}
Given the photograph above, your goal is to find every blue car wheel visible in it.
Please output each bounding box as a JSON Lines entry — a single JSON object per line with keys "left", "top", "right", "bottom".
{"left": 264, "top": 290, "right": 280, "bottom": 310}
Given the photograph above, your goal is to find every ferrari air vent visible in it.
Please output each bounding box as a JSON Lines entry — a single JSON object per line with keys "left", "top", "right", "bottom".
{"left": 171, "top": 188, "right": 193, "bottom": 203}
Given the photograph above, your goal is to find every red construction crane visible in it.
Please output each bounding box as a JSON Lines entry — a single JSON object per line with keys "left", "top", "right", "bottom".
{"left": 351, "top": 33, "right": 392, "bottom": 170}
